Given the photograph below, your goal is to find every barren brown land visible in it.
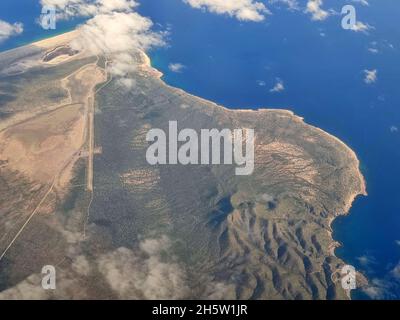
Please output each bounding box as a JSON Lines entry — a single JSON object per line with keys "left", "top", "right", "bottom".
{"left": 0, "top": 30, "right": 366, "bottom": 299}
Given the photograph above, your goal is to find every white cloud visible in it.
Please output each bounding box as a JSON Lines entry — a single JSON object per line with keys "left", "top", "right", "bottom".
{"left": 256, "top": 80, "right": 266, "bottom": 86}
{"left": 270, "top": 78, "right": 285, "bottom": 93}
{"left": 305, "top": 0, "right": 329, "bottom": 21}
{"left": 183, "top": 0, "right": 270, "bottom": 22}
{"left": 352, "top": 0, "right": 369, "bottom": 6}
{"left": 73, "top": 11, "right": 164, "bottom": 83}
{"left": 97, "top": 236, "right": 191, "bottom": 299}
{"left": 72, "top": 12, "right": 164, "bottom": 55}
{"left": 356, "top": 254, "right": 376, "bottom": 266}
{"left": 168, "top": 63, "right": 186, "bottom": 73}
{"left": 390, "top": 126, "right": 398, "bottom": 133}
{"left": 350, "top": 21, "right": 373, "bottom": 34}
{"left": 391, "top": 263, "right": 400, "bottom": 279}
{"left": 269, "top": 0, "right": 299, "bottom": 11}
{"left": 40, "top": 0, "right": 139, "bottom": 18}
{"left": 71, "top": 255, "right": 92, "bottom": 276}
{"left": 0, "top": 19, "right": 23, "bottom": 43}
{"left": 0, "top": 234, "right": 236, "bottom": 299}
{"left": 0, "top": 236, "right": 188, "bottom": 299}
{"left": 40, "top": 1, "right": 165, "bottom": 87}
{"left": 364, "top": 69, "right": 377, "bottom": 84}
{"left": 362, "top": 276, "right": 400, "bottom": 300}
{"left": 0, "top": 274, "right": 48, "bottom": 300}
{"left": 117, "top": 77, "right": 136, "bottom": 89}
{"left": 97, "top": 235, "right": 236, "bottom": 299}
{"left": 363, "top": 282, "right": 385, "bottom": 299}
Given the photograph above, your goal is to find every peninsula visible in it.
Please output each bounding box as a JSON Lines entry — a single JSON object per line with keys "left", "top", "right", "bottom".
{"left": 0, "top": 30, "right": 366, "bottom": 300}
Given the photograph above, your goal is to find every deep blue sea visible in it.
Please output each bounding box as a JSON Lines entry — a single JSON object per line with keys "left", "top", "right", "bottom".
{"left": 1, "top": 0, "right": 399, "bottom": 299}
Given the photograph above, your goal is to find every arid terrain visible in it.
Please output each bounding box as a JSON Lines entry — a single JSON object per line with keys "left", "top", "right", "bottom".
{"left": 0, "top": 30, "right": 366, "bottom": 299}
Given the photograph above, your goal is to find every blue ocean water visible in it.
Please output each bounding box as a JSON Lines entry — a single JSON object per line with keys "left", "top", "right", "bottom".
{"left": 138, "top": 0, "right": 400, "bottom": 299}
{"left": 1, "top": 0, "right": 399, "bottom": 299}
{"left": 0, "top": 0, "right": 81, "bottom": 51}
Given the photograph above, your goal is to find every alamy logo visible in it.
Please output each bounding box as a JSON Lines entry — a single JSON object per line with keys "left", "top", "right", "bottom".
{"left": 146, "top": 121, "right": 255, "bottom": 175}
{"left": 341, "top": 265, "right": 356, "bottom": 291}
{"left": 41, "top": 265, "right": 56, "bottom": 290}
{"left": 40, "top": 6, "right": 57, "bottom": 30}
{"left": 341, "top": 5, "right": 357, "bottom": 30}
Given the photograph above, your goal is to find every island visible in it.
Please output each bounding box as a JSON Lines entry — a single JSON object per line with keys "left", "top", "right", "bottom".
{"left": 0, "top": 30, "right": 366, "bottom": 300}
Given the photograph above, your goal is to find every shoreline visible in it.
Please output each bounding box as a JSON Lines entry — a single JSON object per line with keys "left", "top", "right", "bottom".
{"left": 0, "top": 26, "right": 78, "bottom": 54}
{"left": 0, "top": 30, "right": 369, "bottom": 195}
{"left": 31, "top": 30, "right": 79, "bottom": 49}
{"left": 141, "top": 49, "right": 368, "bottom": 273}
{"left": 1, "top": 29, "right": 368, "bottom": 298}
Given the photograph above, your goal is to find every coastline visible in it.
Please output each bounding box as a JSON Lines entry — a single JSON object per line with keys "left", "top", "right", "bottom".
{"left": 31, "top": 30, "right": 79, "bottom": 49}
{"left": 141, "top": 49, "right": 368, "bottom": 270}
{"left": 0, "top": 27, "right": 77, "bottom": 54}
{"left": 1, "top": 29, "right": 368, "bottom": 298}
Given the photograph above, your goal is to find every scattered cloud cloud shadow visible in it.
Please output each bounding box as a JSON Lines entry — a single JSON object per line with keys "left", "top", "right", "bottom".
{"left": 363, "top": 69, "right": 377, "bottom": 84}
{"left": 270, "top": 78, "right": 285, "bottom": 93}
{"left": 168, "top": 62, "right": 186, "bottom": 73}
{"left": 0, "top": 19, "right": 23, "bottom": 43}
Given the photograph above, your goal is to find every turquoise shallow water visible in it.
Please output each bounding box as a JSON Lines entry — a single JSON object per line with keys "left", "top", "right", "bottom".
{"left": 1, "top": 0, "right": 400, "bottom": 299}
